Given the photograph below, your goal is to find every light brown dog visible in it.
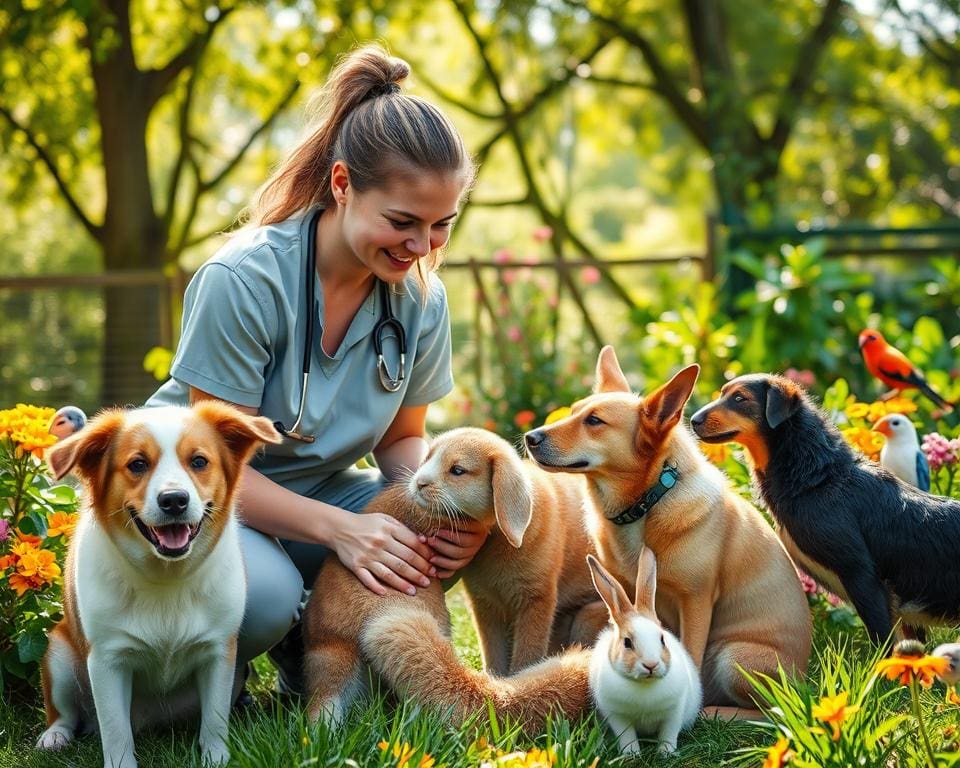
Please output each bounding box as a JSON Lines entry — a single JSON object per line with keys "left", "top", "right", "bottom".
{"left": 410, "top": 427, "right": 605, "bottom": 674}
{"left": 524, "top": 346, "right": 812, "bottom": 708}
{"left": 301, "top": 481, "right": 593, "bottom": 731}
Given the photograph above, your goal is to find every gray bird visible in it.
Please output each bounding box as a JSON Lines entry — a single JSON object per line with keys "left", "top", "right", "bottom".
{"left": 49, "top": 406, "right": 87, "bottom": 440}
{"left": 933, "top": 640, "right": 960, "bottom": 685}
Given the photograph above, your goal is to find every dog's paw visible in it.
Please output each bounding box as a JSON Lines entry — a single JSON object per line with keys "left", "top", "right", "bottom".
{"left": 201, "top": 740, "right": 230, "bottom": 766}
{"left": 36, "top": 725, "right": 73, "bottom": 750}
{"left": 307, "top": 697, "right": 345, "bottom": 729}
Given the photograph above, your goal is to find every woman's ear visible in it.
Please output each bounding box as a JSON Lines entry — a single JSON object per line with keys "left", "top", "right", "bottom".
{"left": 330, "top": 160, "right": 350, "bottom": 207}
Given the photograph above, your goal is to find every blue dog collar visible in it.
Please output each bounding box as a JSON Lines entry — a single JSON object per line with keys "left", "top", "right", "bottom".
{"left": 609, "top": 462, "right": 680, "bottom": 526}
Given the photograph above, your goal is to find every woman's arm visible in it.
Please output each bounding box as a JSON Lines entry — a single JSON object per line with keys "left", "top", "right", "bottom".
{"left": 190, "top": 388, "right": 435, "bottom": 596}
{"left": 374, "top": 405, "right": 489, "bottom": 578}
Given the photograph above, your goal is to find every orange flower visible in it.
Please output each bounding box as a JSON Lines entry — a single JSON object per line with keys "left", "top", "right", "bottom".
{"left": 876, "top": 653, "right": 950, "bottom": 688}
{"left": 46, "top": 511, "right": 79, "bottom": 538}
{"left": 946, "top": 689, "right": 960, "bottom": 706}
{"left": 513, "top": 410, "right": 536, "bottom": 429}
{"left": 378, "top": 740, "right": 434, "bottom": 768}
{"left": 761, "top": 736, "right": 793, "bottom": 768}
{"left": 811, "top": 691, "right": 860, "bottom": 741}
{"left": 7, "top": 572, "right": 34, "bottom": 597}
{"left": 699, "top": 441, "right": 730, "bottom": 464}
{"left": 16, "top": 547, "right": 61, "bottom": 586}
{"left": 0, "top": 554, "right": 14, "bottom": 570}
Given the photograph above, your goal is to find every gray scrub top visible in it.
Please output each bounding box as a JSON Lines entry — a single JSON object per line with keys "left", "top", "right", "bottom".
{"left": 147, "top": 208, "right": 454, "bottom": 495}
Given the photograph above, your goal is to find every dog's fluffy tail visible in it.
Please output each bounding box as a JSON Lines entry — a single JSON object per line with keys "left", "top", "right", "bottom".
{"left": 360, "top": 605, "right": 591, "bottom": 730}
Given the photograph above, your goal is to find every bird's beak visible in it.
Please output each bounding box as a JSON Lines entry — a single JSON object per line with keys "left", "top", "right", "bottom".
{"left": 872, "top": 419, "right": 892, "bottom": 437}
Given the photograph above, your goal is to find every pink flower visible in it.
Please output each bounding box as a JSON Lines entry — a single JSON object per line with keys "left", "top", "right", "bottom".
{"left": 0, "top": 519, "right": 9, "bottom": 542}
{"left": 921, "top": 432, "right": 959, "bottom": 471}
{"left": 507, "top": 326, "right": 522, "bottom": 343}
{"left": 532, "top": 226, "right": 553, "bottom": 242}
{"left": 493, "top": 248, "right": 514, "bottom": 264}
{"left": 784, "top": 368, "right": 816, "bottom": 388}
{"left": 797, "top": 569, "right": 818, "bottom": 595}
{"left": 579, "top": 266, "right": 601, "bottom": 285}
{"left": 502, "top": 269, "right": 518, "bottom": 286}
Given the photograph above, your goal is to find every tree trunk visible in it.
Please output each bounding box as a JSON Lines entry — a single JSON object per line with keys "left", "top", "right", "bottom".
{"left": 89, "top": 0, "right": 166, "bottom": 406}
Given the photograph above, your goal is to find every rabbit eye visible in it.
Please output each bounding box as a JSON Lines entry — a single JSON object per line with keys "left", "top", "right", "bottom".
{"left": 661, "top": 633, "right": 666, "bottom": 647}
{"left": 449, "top": 464, "right": 467, "bottom": 476}
{"left": 623, "top": 637, "right": 633, "bottom": 650}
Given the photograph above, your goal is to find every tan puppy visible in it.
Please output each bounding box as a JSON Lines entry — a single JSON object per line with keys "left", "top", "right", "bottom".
{"left": 411, "top": 427, "right": 604, "bottom": 674}
{"left": 36, "top": 403, "right": 280, "bottom": 768}
{"left": 301, "top": 482, "right": 593, "bottom": 731}
{"left": 524, "top": 346, "right": 811, "bottom": 708}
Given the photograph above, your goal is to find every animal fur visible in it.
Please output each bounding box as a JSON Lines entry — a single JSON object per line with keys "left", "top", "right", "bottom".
{"left": 301, "top": 483, "right": 592, "bottom": 731}
{"left": 411, "top": 427, "right": 605, "bottom": 675}
{"left": 691, "top": 373, "right": 960, "bottom": 643}
{"left": 525, "top": 346, "right": 812, "bottom": 709}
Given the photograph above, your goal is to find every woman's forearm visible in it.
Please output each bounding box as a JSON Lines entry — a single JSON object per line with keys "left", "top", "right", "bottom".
{"left": 374, "top": 435, "right": 429, "bottom": 482}
{"left": 236, "top": 464, "right": 348, "bottom": 545}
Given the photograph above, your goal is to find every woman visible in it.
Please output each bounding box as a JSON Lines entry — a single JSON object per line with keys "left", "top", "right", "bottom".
{"left": 148, "top": 44, "right": 485, "bottom": 691}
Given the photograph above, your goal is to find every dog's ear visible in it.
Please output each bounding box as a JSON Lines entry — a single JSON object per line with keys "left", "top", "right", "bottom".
{"left": 194, "top": 401, "right": 282, "bottom": 470}
{"left": 642, "top": 364, "right": 700, "bottom": 431}
{"left": 764, "top": 378, "right": 801, "bottom": 429}
{"left": 594, "top": 345, "right": 631, "bottom": 394}
{"left": 587, "top": 554, "right": 631, "bottom": 624}
{"left": 490, "top": 449, "right": 533, "bottom": 548}
{"left": 46, "top": 409, "right": 126, "bottom": 483}
{"left": 633, "top": 546, "right": 658, "bottom": 614}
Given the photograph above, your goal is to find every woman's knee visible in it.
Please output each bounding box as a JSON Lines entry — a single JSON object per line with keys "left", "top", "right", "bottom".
{"left": 236, "top": 527, "right": 304, "bottom": 663}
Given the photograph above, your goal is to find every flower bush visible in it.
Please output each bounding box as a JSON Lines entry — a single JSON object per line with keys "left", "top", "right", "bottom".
{"left": 0, "top": 404, "right": 79, "bottom": 693}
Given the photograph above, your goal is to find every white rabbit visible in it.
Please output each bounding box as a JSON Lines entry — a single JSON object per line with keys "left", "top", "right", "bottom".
{"left": 587, "top": 549, "right": 702, "bottom": 754}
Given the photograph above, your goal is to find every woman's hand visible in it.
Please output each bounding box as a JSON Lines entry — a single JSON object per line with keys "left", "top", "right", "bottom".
{"left": 426, "top": 517, "right": 489, "bottom": 579}
{"left": 332, "top": 511, "right": 437, "bottom": 596}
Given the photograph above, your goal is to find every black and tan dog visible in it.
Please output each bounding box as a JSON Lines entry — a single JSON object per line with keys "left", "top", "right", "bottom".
{"left": 691, "top": 374, "right": 960, "bottom": 644}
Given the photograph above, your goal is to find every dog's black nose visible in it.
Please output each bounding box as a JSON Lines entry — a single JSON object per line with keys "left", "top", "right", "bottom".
{"left": 525, "top": 430, "right": 544, "bottom": 448}
{"left": 690, "top": 411, "right": 705, "bottom": 429}
{"left": 157, "top": 489, "right": 190, "bottom": 516}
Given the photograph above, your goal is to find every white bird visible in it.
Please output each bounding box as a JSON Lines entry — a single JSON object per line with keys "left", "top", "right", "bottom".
{"left": 933, "top": 641, "right": 960, "bottom": 685}
{"left": 872, "top": 414, "right": 930, "bottom": 491}
{"left": 48, "top": 406, "right": 87, "bottom": 440}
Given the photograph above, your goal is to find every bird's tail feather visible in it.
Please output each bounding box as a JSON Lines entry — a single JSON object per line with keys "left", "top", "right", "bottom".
{"left": 919, "top": 381, "right": 953, "bottom": 412}
{"left": 360, "top": 605, "right": 592, "bottom": 730}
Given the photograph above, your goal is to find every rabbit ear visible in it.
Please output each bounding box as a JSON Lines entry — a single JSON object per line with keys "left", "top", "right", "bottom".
{"left": 587, "top": 554, "right": 632, "bottom": 625}
{"left": 491, "top": 449, "right": 532, "bottom": 548}
{"left": 634, "top": 546, "right": 658, "bottom": 613}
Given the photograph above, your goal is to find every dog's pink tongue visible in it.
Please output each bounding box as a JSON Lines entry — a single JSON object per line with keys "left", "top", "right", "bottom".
{"left": 153, "top": 524, "right": 190, "bottom": 550}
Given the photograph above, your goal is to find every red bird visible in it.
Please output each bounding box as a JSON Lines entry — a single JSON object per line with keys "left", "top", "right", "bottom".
{"left": 858, "top": 329, "right": 953, "bottom": 412}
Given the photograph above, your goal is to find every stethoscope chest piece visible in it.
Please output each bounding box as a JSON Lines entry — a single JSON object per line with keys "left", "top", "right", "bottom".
{"left": 374, "top": 279, "right": 406, "bottom": 392}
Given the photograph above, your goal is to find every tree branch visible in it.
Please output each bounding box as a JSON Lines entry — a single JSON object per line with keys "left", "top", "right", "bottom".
{"left": 144, "top": 5, "right": 235, "bottom": 108}
{"left": 768, "top": 0, "right": 845, "bottom": 156}
{"left": 0, "top": 104, "right": 102, "bottom": 242}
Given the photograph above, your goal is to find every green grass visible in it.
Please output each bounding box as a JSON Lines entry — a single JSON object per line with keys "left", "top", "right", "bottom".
{"left": 1, "top": 588, "right": 957, "bottom": 768}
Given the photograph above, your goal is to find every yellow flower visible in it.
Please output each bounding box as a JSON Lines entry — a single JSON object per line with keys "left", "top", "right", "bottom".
{"left": 762, "top": 736, "right": 793, "bottom": 768}
{"left": 699, "top": 441, "right": 730, "bottom": 464}
{"left": 46, "top": 511, "right": 79, "bottom": 538}
{"left": 811, "top": 690, "right": 860, "bottom": 741}
{"left": 0, "top": 403, "right": 57, "bottom": 459}
{"left": 544, "top": 406, "right": 571, "bottom": 425}
{"left": 876, "top": 653, "right": 950, "bottom": 688}
{"left": 946, "top": 688, "right": 960, "bottom": 706}
{"left": 378, "top": 740, "right": 434, "bottom": 768}
{"left": 481, "top": 747, "right": 556, "bottom": 768}
{"left": 844, "top": 402, "right": 870, "bottom": 419}
{"left": 883, "top": 397, "right": 918, "bottom": 415}
{"left": 841, "top": 427, "right": 884, "bottom": 461}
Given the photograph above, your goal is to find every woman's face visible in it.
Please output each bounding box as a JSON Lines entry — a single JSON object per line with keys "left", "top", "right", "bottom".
{"left": 337, "top": 166, "right": 465, "bottom": 284}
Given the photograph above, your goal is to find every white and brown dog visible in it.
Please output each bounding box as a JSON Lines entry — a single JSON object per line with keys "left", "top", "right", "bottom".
{"left": 36, "top": 402, "right": 280, "bottom": 768}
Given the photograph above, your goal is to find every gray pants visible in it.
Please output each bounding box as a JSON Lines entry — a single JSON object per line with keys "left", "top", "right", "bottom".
{"left": 236, "top": 466, "right": 387, "bottom": 667}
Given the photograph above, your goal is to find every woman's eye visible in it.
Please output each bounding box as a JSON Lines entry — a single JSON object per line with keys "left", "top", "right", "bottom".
{"left": 190, "top": 455, "right": 209, "bottom": 470}
{"left": 127, "top": 458, "right": 149, "bottom": 475}
{"left": 388, "top": 218, "right": 413, "bottom": 229}
{"left": 585, "top": 414, "right": 604, "bottom": 426}
{"left": 450, "top": 465, "right": 466, "bottom": 476}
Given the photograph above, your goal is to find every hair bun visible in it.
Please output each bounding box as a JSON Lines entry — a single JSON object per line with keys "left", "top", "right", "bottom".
{"left": 367, "top": 81, "right": 402, "bottom": 100}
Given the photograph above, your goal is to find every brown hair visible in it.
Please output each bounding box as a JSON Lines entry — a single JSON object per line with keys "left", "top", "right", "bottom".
{"left": 250, "top": 44, "right": 474, "bottom": 277}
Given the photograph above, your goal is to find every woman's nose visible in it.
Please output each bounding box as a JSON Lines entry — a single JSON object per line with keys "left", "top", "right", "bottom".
{"left": 406, "top": 228, "right": 448, "bottom": 257}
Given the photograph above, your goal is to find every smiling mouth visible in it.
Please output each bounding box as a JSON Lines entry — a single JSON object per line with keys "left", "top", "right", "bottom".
{"left": 383, "top": 249, "right": 415, "bottom": 266}
{"left": 130, "top": 509, "right": 202, "bottom": 558}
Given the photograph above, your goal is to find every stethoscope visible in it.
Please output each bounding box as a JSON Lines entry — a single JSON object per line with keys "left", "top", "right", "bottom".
{"left": 273, "top": 208, "right": 407, "bottom": 443}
